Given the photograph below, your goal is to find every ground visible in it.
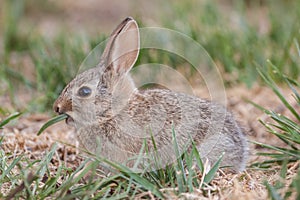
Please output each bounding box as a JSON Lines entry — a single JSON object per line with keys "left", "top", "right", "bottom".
{"left": 1, "top": 84, "right": 298, "bottom": 199}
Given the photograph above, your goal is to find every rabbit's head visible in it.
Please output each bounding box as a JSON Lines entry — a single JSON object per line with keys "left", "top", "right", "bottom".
{"left": 53, "top": 17, "right": 140, "bottom": 128}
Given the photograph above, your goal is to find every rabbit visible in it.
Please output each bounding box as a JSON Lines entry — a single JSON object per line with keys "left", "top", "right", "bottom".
{"left": 53, "top": 17, "right": 248, "bottom": 173}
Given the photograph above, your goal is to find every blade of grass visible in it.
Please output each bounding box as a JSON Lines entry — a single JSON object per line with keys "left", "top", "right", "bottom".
{"left": 37, "top": 114, "right": 68, "bottom": 135}
{"left": 294, "top": 38, "right": 300, "bottom": 57}
{"left": 203, "top": 152, "right": 224, "bottom": 184}
{"left": 171, "top": 126, "right": 187, "bottom": 193}
{"left": 264, "top": 181, "right": 284, "bottom": 200}
{"left": 290, "top": 167, "right": 300, "bottom": 200}
{"left": 251, "top": 141, "right": 300, "bottom": 159}
{"left": 184, "top": 149, "right": 196, "bottom": 192}
{"left": 191, "top": 140, "right": 204, "bottom": 173}
{"left": 0, "top": 155, "right": 23, "bottom": 180}
{"left": 5, "top": 172, "right": 38, "bottom": 200}
{"left": 0, "top": 112, "right": 22, "bottom": 128}
{"left": 39, "top": 165, "right": 64, "bottom": 198}
{"left": 251, "top": 158, "right": 297, "bottom": 168}
{"left": 274, "top": 160, "right": 288, "bottom": 189}
{"left": 259, "top": 120, "right": 300, "bottom": 147}
{"left": 283, "top": 72, "right": 300, "bottom": 104}
{"left": 93, "top": 156, "right": 164, "bottom": 199}
{"left": 260, "top": 61, "right": 300, "bottom": 121}
{"left": 268, "top": 112, "right": 300, "bottom": 133}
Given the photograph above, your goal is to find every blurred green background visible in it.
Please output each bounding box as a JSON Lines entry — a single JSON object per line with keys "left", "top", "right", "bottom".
{"left": 0, "top": 0, "right": 299, "bottom": 113}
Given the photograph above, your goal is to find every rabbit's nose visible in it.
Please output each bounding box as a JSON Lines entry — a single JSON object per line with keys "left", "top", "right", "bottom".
{"left": 53, "top": 99, "right": 64, "bottom": 114}
{"left": 53, "top": 99, "right": 72, "bottom": 114}
{"left": 53, "top": 103, "right": 63, "bottom": 114}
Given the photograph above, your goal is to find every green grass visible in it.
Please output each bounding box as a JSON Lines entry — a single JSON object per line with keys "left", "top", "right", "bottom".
{"left": 251, "top": 62, "right": 300, "bottom": 168}
{"left": 0, "top": 112, "right": 22, "bottom": 128}
{"left": 250, "top": 53, "right": 300, "bottom": 199}
{"left": 0, "top": 113, "right": 224, "bottom": 199}
{"left": 1, "top": 0, "right": 300, "bottom": 111}
{"left": 158, "top": 0, "right": 300, "bottom": 86}
{"left": 264, "top": 162, "right": 300, "bottom": 200}
{"left": 1, "top": 123, "right": 223, "bottom": 199}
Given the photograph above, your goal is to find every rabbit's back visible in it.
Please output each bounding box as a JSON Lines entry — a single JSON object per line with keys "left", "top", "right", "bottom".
{"left": 80, "top": 88, "right": 248, "bottom": 171}
{"left": 126, "top": 89, "right": 248, "bottom": 171}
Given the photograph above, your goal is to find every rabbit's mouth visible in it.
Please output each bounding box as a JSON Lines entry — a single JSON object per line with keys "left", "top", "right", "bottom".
{"left": 65, "top": 114, "right": 74, "bottom": 125}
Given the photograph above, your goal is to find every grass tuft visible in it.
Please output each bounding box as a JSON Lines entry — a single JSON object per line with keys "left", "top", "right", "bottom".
{"left": 1, "top": 127, "right": 224, "bottom": 199}
{"left": 251, "top": 63, "right": 300, "bottom": 167}
{"left": 251, "top": 59, "right": 300, "bottom": 199}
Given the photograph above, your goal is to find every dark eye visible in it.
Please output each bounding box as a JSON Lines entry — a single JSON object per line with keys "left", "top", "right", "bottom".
{"left": 77, "top": 86, "right": 92, "bottom": 97}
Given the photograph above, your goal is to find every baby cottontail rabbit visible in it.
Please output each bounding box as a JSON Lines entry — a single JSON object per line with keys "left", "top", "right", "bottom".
{"left": 53, "top": 17, "right": 248, "bottom": 172}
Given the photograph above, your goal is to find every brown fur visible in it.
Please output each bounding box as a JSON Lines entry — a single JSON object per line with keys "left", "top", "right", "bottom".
{"left": 53, "top": 17, "right": 248, "bottom": 172}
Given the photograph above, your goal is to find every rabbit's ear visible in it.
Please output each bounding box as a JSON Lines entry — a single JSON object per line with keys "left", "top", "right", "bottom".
{"left": 100, "top": 17, "right": 139, "bottom": 77}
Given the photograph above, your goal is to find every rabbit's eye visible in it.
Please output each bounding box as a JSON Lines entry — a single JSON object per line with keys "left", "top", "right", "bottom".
{"left": 77, "top": 86, "right": 92, "bottom": 97}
